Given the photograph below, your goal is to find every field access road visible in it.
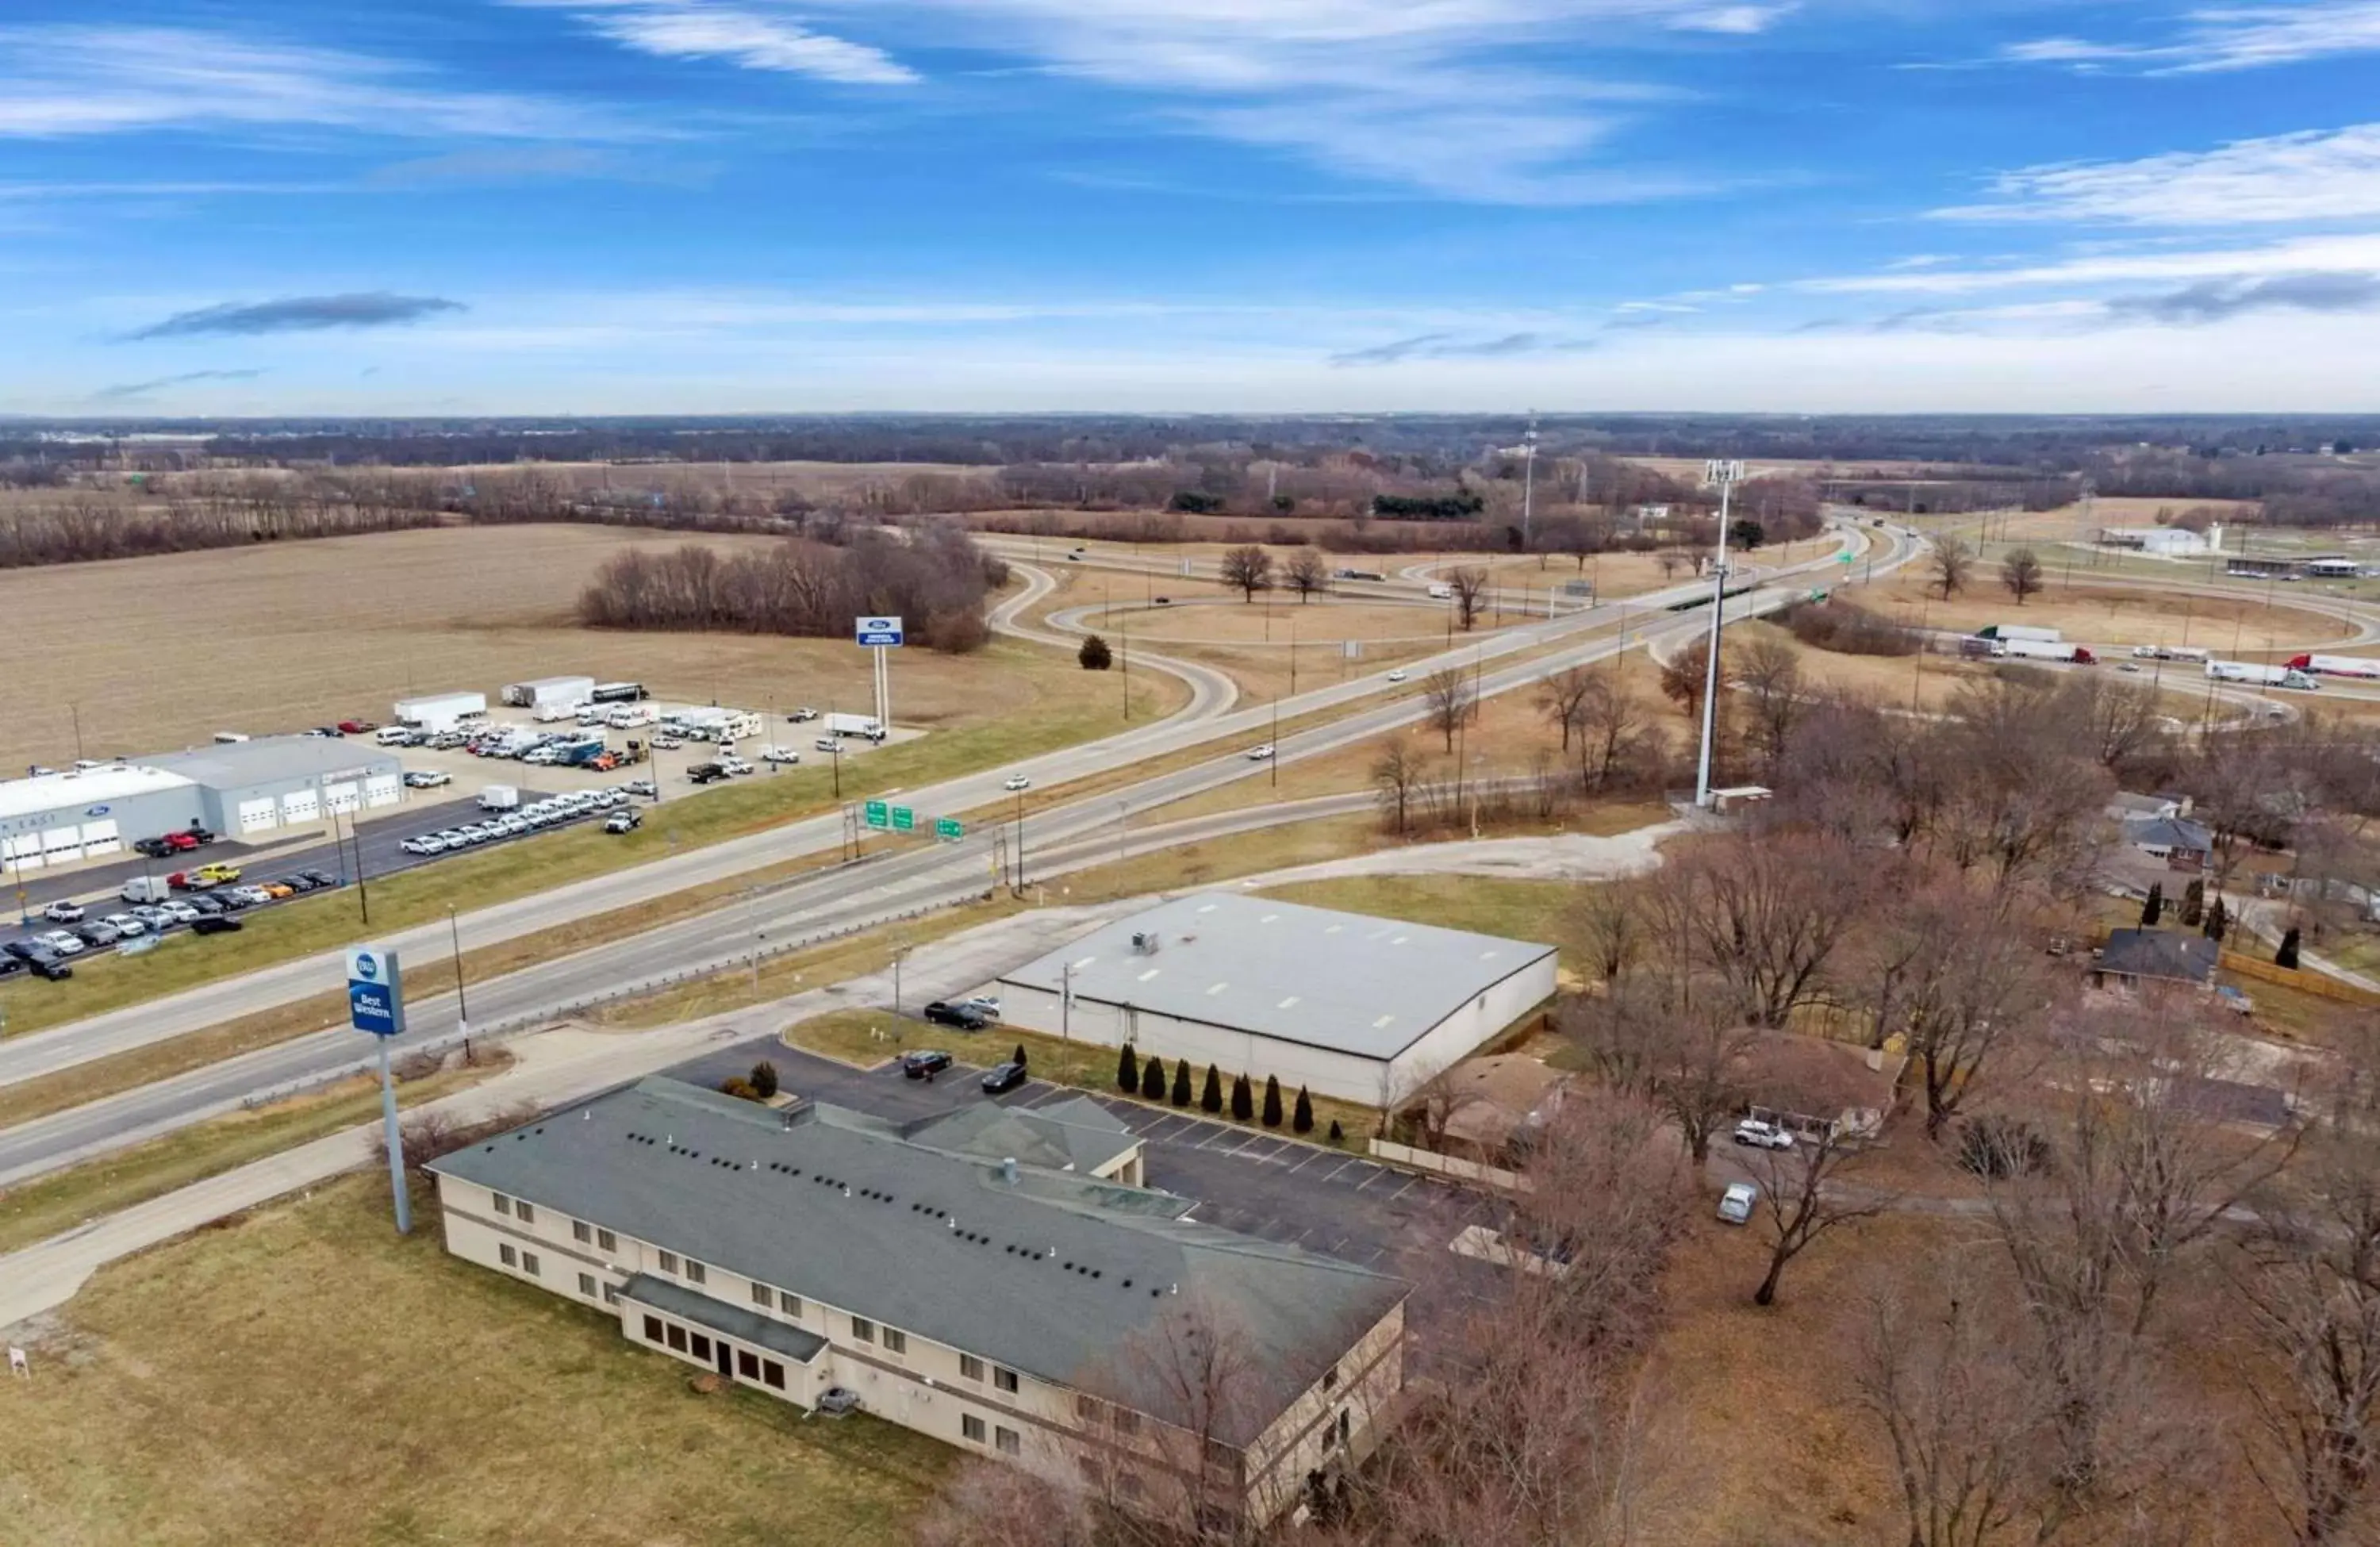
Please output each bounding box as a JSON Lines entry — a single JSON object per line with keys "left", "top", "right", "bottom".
{"left": 0, "top": 524, "right": 1917, "bottom": 1183}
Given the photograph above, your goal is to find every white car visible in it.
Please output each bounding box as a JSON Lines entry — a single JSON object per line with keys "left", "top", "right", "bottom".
{"left": 788, "top": 707, "right": 820, "bottom": 723}
{"left": 36, "top": 930, "right": 86, "bottom": 956}
{"left": 1386, "top": 669, "right": 1408, "bottom": 683}
{"left": 1003, "top": 775, "right": 1031, "bottom": 791}
{"left": 759, "top": 746, "right": 802, "bottom": 765}
{"left": 159, "top": 900, "right": 201, "bottom": 923}
{"left": 1732, "top": 1117, "right": 1795, "bottom": 1151}
{"left": 721, "top": 757, "right": 754, "bottom": 776}
{"left": 41, "top": 900, "right": 85, "bottom": 923}
{"left": 1245, "top": 744, "right": 1275, "bottom": 761}
{"left": 403, "top": 769, "right": 451, "bottom": 789}
{"left": 101, "top": 914, "right": 148, "bottom": 938}
{"left": 814, "top": 737, "right": 841, "bottom": 753}
{"left": 1717, "top": 1181, "right": 1759, "bottom": 1225}
{"left": 959, "top": 994, "right": 1001, "bottom": 1017}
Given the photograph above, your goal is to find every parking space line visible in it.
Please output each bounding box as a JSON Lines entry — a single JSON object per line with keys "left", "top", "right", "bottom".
{"left": 1353, "top": 1166, "right": 1388, "bottom": 1191}
{"left": 1317, "top": 1160, "right": 1354, "bottom": 1184}
{"left": 1141, "top": 1115, "right": 1196, "bottom": 1142}
{"left": 1281, "top": 1150, "right": 1322, "bottom": 1176}
{"left": 1386, "top": 1178, "right": 1418, "bottom": 1203}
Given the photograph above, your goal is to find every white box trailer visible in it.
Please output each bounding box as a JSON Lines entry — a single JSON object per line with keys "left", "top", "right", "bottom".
{"left": 1979, "top": 624, "right": 2062, "bottom": 643}
{"left": 2288, "top": 654, "right": 2380, "bottom": 681}
{"left": 393, "top": 690, "right": 488, "bottom": 731}
{"left": 2209, "top": 660, "right": 2319, "bottom": 689}
{"left": 826, "top": 712, "right": 887, "bottom": 741}
{"left": 501, "top": 675, "right": 596, "bottom": 710}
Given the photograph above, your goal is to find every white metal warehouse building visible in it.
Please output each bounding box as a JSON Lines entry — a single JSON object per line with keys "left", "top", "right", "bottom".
{"left": 148, "top": 736, "right": 405, "bottom": 839}
{"left": 992, "top": 894, "right": 1560, "bottom": 1106}
{"left": 0, "top": 765, "right": 206, "bottom": 875}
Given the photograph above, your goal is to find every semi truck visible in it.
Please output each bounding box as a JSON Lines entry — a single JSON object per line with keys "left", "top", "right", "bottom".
{"left": 825, "top": 712, "right": 888, "bottom": 742}
{"left": 2208, "top": 660, "right": 2320, "bottom": 690}
{"left": 2130, "top": 645, "right": 2212, "bottom": 663}
{"left": 2286, "top": 654, "right": 2380, "bottom": 681}
{"left": 1977, "top": 624, "right": 2062, "bottom": 643}
{"left": 1997, "top": 639, "right": 2097, "bottom": 665}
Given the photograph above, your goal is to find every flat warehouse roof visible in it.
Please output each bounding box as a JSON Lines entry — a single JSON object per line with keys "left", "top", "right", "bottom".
{"left": 0, "top": 765, "right": 195, "bottom": 823}
{"left": 148, "top": 735, "right": 398, "bottom": 789}
{"left": 998, "top": 893, "right": 1557, "bottom": 1061}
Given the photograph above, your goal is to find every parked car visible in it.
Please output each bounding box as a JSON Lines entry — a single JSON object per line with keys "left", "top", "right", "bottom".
{"left": 36, "top": 930, "right": 86, "bottom": 956}
{"left": 190, "top": 862, "right": 240, "bottom": 885}
{"left": 69, "top": 923, "right": 116, "bottom": 948}
{"left": 1718, "top": 1181, "right": 1759, "bottom": 1225}
{"left": 41, "top": 900, "right": 85, "bottom": 923}
{"left": 336, "top": 719, "right": 377, "bottom": 735}
{"left": 0, "top": 955, "right": 25, "bottom": 981}
{"left": 130, "top": 904, "right": 174, "bottom": 929}
{"left": 603, "top": 810, "right": 642, "bottom": 835}
{"left": 1732, "top": 1117, "right": 1795, "bottom": 1151}
{"left": 759, "top": 746, "right": 801, "bottom": 765}
{"left": 813, "top": 737, "right": 841, "bottom": 753}
{"left": 25, "top": 950, "right": 71, "bottom": 981}
{"left": 191, "top": 915, "right": 244, "bottom": 935}
{"left": 651, "top": 735, "right": 685, "bottom": 750}
{"left": 186, "top": 894, "right": 225, "bottom": 916}
{"left": 159, "top": 900, "right": 201, "bottom": 923}
{"left": 981, "top": 1060, "right": 1028, "bottom": 1095}
{"left": 720, "top": 757, "right": 755, "bottom": 777}
{"left": 922, "top": 1000, "right": 990, "bottom": 1031}
{"left": 1003, "top": 775, "right": 1031, "bottom": 791}
{"left": 901, "top": 1050, "right": 954, "bottom": 1081}
{"left": 301, "top": 868, "right": 336, "bottom": 887}
{"left": 958, "top": 994, "right": 1001, "bottom": 1018}
{"left": 133, "top": 836, "right": 178, "bottom": 858}
{"left": 257, "top": 881, "right": 296, "bottom": 900}
{"left": 788, "top": 707, "right": 820, "bottom": 723}
{"left": 1245, "top": 743, "right": 1275, "bottom": 760}
{"left": 624, "top": 779, "right": 657, "bottom": 798}
{"left": 404, "top": 770, "right": 451, "bottom": 789}
{"left": 102, "top": 913, "right": 148, "bottom": 937}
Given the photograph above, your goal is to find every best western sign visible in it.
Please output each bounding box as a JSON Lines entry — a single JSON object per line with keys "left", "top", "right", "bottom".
{"left": 345, "top": 946, "right": 407, "bottom": 1038}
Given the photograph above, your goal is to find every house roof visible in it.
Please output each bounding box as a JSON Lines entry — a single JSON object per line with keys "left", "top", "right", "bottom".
{"left": 427, "top": 1078, "right": 1405, "bottom": 1442}
{"left": 1733, "top": 1033, "right": 1898, "bottom": 1119}
{"left": 619, "top": 1273, "right": 829, "bottom": 1363}
{"left": 2098, "top": 928, "right": 2218, "bottom": 985}
{"left": 900, "top": 1096, "right": 1142, "bottom": 1176}
{"left": 1427, "top": 1054, "right": 1568, "bottom": 1150}
{"left": 996, "top": 892, "right": 1557, "bottom": 1061}
{"left": 2125, "top": 816, "right": 2213, "bottom": 854}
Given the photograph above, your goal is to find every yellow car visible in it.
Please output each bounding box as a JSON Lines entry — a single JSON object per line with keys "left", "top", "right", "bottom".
{"left": 193, "top": 862, "right": 242, "bottom": 885}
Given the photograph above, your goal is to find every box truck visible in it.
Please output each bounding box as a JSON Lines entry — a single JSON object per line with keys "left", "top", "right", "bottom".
{"left": 2208, "top": 661, "right": 2319, "bottom": 690}
{"left": 2286, "top": 654, "right": 2380, "bottom": 681}
{"left": 478, "top": 785, "right": 521, "bottom": 812}
{"left": 826, "top": 712, "right": 888, "bottom": 741}
{"left": 501, "top": 675, "right": 596, "bottom": 710}
{"left": 121, "top": 876, "right": 171, "bottom": 904}
{"left": 1426, "top": 582, "right": 1455, "bottom": 601}
{"left": 1977, "top": 624, "right": 2062, "bottom": 643}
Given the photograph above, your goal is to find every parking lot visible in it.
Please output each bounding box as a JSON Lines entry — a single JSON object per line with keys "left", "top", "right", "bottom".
{"left": 668, "top": 1040, "right": 1496, "bottom": 1360}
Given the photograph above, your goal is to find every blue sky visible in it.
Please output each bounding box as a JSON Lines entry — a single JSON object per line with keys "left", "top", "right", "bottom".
{"left": 6, "top": 0, "right": 2380, "bottom": 414}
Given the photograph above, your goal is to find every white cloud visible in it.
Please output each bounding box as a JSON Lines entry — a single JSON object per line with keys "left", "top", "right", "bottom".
{"left": 0, "top": 26, "right": 635, "bottom": 140}
{"left": 1668, "top": 6, "right": 1796, "bottom": 35}
{"left": 511, "top": 2, "right": 916, "bottom": 85}
{"left": 1799, "top": 232, "right": 2380, "bottom": 295}
{"left": 1936, "top": 125, "right": 2380, "bottom": 225}
{"left": 2006, "top": 1, "right": 2380, "bottom": 74}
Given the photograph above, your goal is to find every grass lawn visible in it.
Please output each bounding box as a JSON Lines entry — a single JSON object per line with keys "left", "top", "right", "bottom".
{"left": 0, "top": 1055, "right": 509, "bottom": 1257}
{"left": 0, "top": 639, "right": 1176, "bottom": 1044}
{"left": 0, "top": 1175, "right": 950, "bottom": 1546}
{"left": 1255, "top": 874, "right": 1591, "bottom": 956}
{"left": 782, "top": 1009, "right": 1378, "bottom": 1147}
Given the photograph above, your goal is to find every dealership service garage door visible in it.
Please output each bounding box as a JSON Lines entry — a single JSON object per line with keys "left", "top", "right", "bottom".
{"left": 79, "top": 818, "right": 121, "bottom": 858}
{"left": 236, "top": 797, "right": 277, "bottom": 835}
{"left": 363, "top": 774, "right": 401, "bottom": 809}
{"left": 3, "top": 833, "right": 43, "bottom": 872}
{"left": 324, "top": 781, "right": 359, "bottom": 815}
{"left": 280, "top": 789, "right": 321, "bottom": 826}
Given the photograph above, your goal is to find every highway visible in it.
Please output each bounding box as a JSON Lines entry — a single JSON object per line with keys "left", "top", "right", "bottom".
{"left": 0, "top": 521, "right": 1919, "bottom": 1184}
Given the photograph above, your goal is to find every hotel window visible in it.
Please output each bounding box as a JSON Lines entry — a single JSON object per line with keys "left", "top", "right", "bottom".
{"left": 779, "top": 1291, "right": 803, "bottom": 1318}
{"left": 751, "top": 1284, "right": 772, "bottom": 1308}
{"left": 995, "top": 1426, "right": 1021, "bottom": 1457}
{"left": 685, "top": 1261, "right": 706, "bottom": 1285}
{"left": 516, "top": 1202, "right": 535, "bottom": 1225}
{"left": 762, "top": 1361, "right": 785, "bottom": 1390}
{"left": 522, "top": 1253, "right": 540, "bottom": 1277}
{"left": 666, "top": 1325, "right": 687, "bottom": 1353}
{"left": 603, "top": 1284, "right": 621, "bottom": 1307}
{"left": 643, "top": 1315, "right": 665, "bottom": 1342}
{"left": 689, "top": 1334, "right": 711, "bottom": 1362}
{"left": 1322, "top": 1365, "right": 1340, "bottom": 1392}
{"left": 658, "top": 1250, "right": 679, "bottom": 1275}
{"left": 994, "top": 1366, "right": 1019, "bottom": 1394}
{"left": 851, "top": 1317, "right": 876, "bottom": 1344}
{"left": 961, "top": 1354, "right": 985, "bottom": 1383}
{"left": 498, "top": 1244, "right": 516, "bottom": 1268}
{"left": 578, "top": 1273, "right": 597, "bottom": 1297}
{"left": 881, "top": 1329, "right": 908, "bottom": 1355}
{"left": 737, "top": 1350, "right": 760, "bottom": 1380}
{"left": 597, "top": 1228, "right": 616, "bottom": 1252}
{"left": 573, "top": 1220, "right": 592, "bottom": 1244}
{"left": 962, "top": 1415, "right": 986, "bottom": 1444}
{"left": 1112, "top": 1409, "right": 1140, "bottom": 1438}
{"left": 491, "top": 1192, "right": 512, "bottom": 1217}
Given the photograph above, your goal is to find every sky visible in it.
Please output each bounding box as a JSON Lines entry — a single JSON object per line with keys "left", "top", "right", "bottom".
{"left": 6, "top": 0, "right": 2380, "bottom": 415}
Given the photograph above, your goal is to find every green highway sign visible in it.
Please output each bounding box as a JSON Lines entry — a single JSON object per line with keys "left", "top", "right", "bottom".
{"left": 1839, "top": 552, "right": 1856, "bottom": 564}
{"left": 863, "top": 800, "right": 889, "bottom": 830}
{"left": 892, "top": 805, "right": 916, "bottom": 833}
{"left": 935, "top": 816, "right": 964, "bottom": 841}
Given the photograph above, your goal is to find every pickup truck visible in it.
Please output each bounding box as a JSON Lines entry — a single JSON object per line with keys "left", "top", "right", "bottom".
{"left": 687, "top": 762, "right": 729, "bottom": 785}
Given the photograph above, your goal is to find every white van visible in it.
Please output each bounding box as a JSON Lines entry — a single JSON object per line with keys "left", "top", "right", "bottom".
{"left": 604, "top": 703, "right": 658, "bottom": 729}
{"left": 1426, "top": 582, "right": 1454, "bottom": 601}
{"left": 373, "top": 726, "right": 412, "bottom": 746}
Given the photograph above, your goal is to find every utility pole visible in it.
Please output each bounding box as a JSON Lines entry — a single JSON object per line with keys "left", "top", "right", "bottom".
{"left": 446, "top": 905, "right": 469, "bottom": 1043}
{"left": 1270, "top": 697, "right": 1280, "bottom": 789}
{"left": 1694, "top": 459, "right": 1745, "bottom": 809}
{"left": 1520, "top": 413, "right": 1539, "bottom": 553}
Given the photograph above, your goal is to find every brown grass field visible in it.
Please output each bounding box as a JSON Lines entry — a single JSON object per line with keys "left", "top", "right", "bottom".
{"left": 1856, "top": 561, "right": 2351, "bottom": 651}
{"left": 0, "top": 524, "right": 1086, "bottom": 773}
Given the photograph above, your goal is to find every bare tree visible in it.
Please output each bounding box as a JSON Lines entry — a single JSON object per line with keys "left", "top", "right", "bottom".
{"left": 1750, "top": 1124, "right": 1891, "bottom": 1306}
{"left": 1733, "top": 635, "right": 1805, "bottom": 779}
{"left": 1081, "top": 1298, "right": 1265, "bottom": 1537}
{"left": 1931, "top": 536, "right": 1975, "bottom": 600}
{"left": 1856, "top": 881, "right": 2051, "bottom": 1139}
{"left": 2000, "top": 547, "right": 2044, "bottom": 605}
{"left": 1572, "top": 884, "right": 1640, "bottom": 984}
{"left": 1284, "top": 547, "right": 1330, "bottom": 603}
{"left": 1219, "top": 543, "right": 1273, "bottom": 601}
{"left": 1656, "top": 549, "right": 1685, "bottom": 580}
{"left": 1659, "top": 636, "right": 1712, "bottom": 721}
{"left": 1562, "top": 983, "right": 1754, "bottom": 1165}
{"left": 1448, "top": 566, "right": 1491, "bottom": 631}
{"left": 1422, "top": 667, "right": 1474, "bottom": 753}
{"left": 1660, "top": 833, "right": 1871, "bottom": 1028}
{"left": 1372, "top": 739, "right": 1428, "bottom": 835}
{"left": 915, "top": 1461, "right": 1104, "bottom": 1547}
{"left": 1533, "top": 666, "right": 1596, "bottom": 752}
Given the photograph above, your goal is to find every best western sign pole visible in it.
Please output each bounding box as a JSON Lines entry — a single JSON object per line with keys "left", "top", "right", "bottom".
{"left": 346, "top": 946, "right": 412, "bottom": 1234}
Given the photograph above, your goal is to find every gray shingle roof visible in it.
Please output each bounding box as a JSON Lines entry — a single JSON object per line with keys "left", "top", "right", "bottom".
{"left": 902, "top": 1097, "right": 1141, "bottom": 1176}
{"left": 2099, "top": 928, "right": 2218, "bottom": 985}
{"left": 619, "top": 1273, "right": 829, "bottom": 1363}
{"left": 997, "top": 892, "right": 1556, "bottom": 1060}
{"left": 2125, "top": 816, "right": 2213, "bottom": 854}
{"left": 427, "top": 1078, "right": 1404, "bottom": 1442}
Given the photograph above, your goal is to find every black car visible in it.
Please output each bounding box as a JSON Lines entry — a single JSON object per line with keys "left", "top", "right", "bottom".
{"left": 24, "top": 950, "right": 70, "bottom": 981}
{"left": 278, "top": 875, "right": 317, "bottom": 893}
{"left": 187, "top": 894, "right": 225, "bottom": 915}
{"left": 212, "top": 889, "right": 251, "bottom": 911}
{"left": 191, "top": 915, "right": 244, "bottom": 935}
{"left": 133, "top": 836, "right": 178, "bottom": 858}
{"left": 0, "top": 954, "right": 25, "bottom": 981}
{"left": 981, "top": 1060, "right": 1027, "bottom": 1095}
{"left": 922, "top": 1000, "right": 990, "bottom": 1031}
{"left": 900, "top": 1050, "right": 953, "bottom": 1081}
{"left": 300, "top": 868, "right": 336, "bottom": 887}
{"left": 2, "top": 940, "right": 40, "bottom": 962}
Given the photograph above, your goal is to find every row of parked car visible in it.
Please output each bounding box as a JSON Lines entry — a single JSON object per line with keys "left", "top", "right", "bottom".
{"left": 4, "top": 869, "right": 342, "bottom": 981}
{"left": 398, "top": 784, "right": 651, "bottom": 857}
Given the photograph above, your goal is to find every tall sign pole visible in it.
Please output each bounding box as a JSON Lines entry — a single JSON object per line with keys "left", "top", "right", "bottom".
{"left": 855, "top": 615, "right": 903, "bottom": 736}
{"left": 345, "top": 946, "right": 411, "bottom": 1234}
{"left": 1695, "top": 460, "right": 1745, "bottom": 810}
